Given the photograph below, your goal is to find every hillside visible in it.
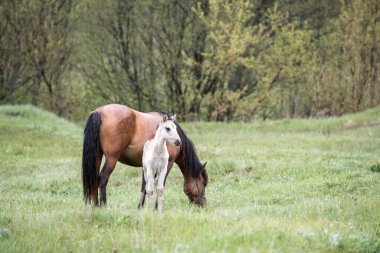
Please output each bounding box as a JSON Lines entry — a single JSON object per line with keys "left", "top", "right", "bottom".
{"left": 0, "top": 105, "right": 379, "bottom": 252}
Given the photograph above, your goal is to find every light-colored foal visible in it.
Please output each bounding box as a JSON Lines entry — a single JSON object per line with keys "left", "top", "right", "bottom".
{"left": 142, "top": 115, "right": 181, "bottom": 212}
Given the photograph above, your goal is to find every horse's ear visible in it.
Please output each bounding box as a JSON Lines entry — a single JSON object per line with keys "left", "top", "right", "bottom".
{"left": 201, "top": 162, "right": 207, "bottom": 173}
{"left": 162, "top": 115, "right": 168, "bottom": 122}
{"left": 201, "top": 162, "right": 208, "bottom": 185}
{"left": 171, "top": 114, "right": 176, "bottom": 121}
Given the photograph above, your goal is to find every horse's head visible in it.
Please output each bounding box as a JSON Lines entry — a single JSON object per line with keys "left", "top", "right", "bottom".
{"left": 160, "top": 115, "right": 181, "bottom": 146}
{"left": 184, "top": 162, "right": 208, "bottom": 207}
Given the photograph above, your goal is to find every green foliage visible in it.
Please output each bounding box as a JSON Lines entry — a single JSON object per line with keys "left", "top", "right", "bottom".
{"left": 1, "top": 0, "right": 380, "bottom": 121}
{"left": 0, "top": 0, "right": 77, "bottom": 115}
{"left": 1, "top": 105, "right": 380, "bottom": 252}
{"left": 250, "top": 4, "right": 316, "bottom": 119}
{"left": 339, "top": 0, "right": 380, "bottom": 112}
{"left": 192, "top": 0, "right": 260, "bottom": 121}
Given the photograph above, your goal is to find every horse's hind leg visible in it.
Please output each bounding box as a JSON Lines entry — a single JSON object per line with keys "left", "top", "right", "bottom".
{"left": 93, "top": 151, "right": 103, "bottom": 206}
{"left": 99, "top": 158, "right": 117, "bottom": 206}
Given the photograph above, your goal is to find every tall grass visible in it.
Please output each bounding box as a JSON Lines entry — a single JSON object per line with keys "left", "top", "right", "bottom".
{"left": 0, "top": 105, "right": 379, "bottom": 252}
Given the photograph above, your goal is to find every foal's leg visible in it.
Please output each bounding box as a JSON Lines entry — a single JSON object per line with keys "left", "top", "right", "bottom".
{"left": 155, "top": 160, "right": 174, "bottom": 209}
{"left": 99, "top": 158, "right": 117, "bottom": 206}
{"left": 156, "top": 161, "right": 168, "bottom": 213}
{"left": 145, "top": 166, "right": 154, "bottom": 209}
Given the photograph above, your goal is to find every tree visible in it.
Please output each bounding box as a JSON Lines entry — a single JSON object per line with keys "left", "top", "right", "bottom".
{"left": 0, "top": 0, "right": 76, "bottom": 115}
{"left": 0, "top": 1, "right": 32, "bottom": 103}
{"left": 339, "top": 0, "right": 380, "bottom": 112}
{"left": 82, "top": 0, "right": 144, "bottom": 111}
{"left": 152, "top": 0, "right": 195, "bottom": 116}
{"left": 190, "top": 0, "right": 261, "bottom": 121}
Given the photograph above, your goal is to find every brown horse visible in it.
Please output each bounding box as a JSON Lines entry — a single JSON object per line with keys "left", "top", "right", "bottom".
{"left": 82, "top": 104, "right": 208, "bottom": 207}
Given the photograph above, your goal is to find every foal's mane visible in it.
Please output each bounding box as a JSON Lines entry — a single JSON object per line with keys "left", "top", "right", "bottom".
{"left": 155, "top": 111, "right": 208, "bottom": 185}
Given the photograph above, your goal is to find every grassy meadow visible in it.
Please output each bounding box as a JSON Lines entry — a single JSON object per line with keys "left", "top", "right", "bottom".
{"left": 0, "top": 105, "right": 379, "bottom": 252}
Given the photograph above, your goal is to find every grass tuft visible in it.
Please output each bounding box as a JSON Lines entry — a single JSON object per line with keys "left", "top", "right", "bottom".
{"left": 370, "top": 163, "right": 380, "bottom": 173}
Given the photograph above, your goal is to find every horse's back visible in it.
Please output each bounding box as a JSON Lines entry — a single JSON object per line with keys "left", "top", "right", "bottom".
{"left": 96, "top": 104, "right": 135, "bottom": 120}
{"left": 95, "top": 104, "right": 136, "bottom": 159}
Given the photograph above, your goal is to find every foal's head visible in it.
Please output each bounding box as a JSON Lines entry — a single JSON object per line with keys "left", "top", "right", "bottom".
{"left": 159, "top": 115, "right": 181, "bottom": 146}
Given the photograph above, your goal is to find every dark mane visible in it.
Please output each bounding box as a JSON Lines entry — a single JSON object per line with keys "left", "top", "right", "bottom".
{"left": 155, "top": 110, "right": 207, "bottom": 184}
{"left": 155, "top": 110, "right": 171, "bottom": 119}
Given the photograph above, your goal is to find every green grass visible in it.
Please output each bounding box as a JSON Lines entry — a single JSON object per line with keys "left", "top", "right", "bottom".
{"left": 0, "top": 105, "right": 379, "bottom": 252}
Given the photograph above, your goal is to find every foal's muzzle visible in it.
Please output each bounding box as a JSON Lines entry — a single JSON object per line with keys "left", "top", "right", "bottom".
{"left": 174, "top": 139, "right": 181, "bottom": 146}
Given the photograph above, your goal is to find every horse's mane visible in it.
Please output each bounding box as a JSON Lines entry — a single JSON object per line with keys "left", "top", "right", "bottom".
{"left": 155, "top": 110, "right": 208, "bottom": 185}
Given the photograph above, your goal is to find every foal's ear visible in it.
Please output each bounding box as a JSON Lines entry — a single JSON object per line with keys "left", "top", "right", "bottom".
{"left": 170, "top": 114, "right": 176, "bottom": 121}
{"left": 162, "top": 115, "right": 168, "bottom": 122}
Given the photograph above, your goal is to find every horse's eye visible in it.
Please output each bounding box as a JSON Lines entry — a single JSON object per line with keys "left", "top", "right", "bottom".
{"left": 165, "top": 127, "right": 170, "bottom": 131}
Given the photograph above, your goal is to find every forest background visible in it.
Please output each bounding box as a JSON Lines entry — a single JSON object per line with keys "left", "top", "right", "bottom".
{"left": 1, "top": 0, "right": 379, "bottom": 122}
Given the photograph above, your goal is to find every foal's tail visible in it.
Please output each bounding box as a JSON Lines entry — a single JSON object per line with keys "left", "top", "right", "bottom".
{"left": 82, "top": 111, "right": 102, "bottom": 204}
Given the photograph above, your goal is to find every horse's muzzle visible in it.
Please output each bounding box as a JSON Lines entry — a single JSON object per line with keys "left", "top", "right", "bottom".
{"left": 192, "top": 197, "right": 206, "bottom": 208}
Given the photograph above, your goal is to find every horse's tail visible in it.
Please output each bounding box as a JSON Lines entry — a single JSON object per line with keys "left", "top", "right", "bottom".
{"left": 82, "top": 111, "right": 102, "bottom": 204}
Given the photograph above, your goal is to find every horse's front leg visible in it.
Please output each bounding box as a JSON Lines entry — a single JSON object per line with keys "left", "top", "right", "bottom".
{"left": 138, "top": 170, "right": 146, "bottom": 208}
{"left": 156, "top": 161, "right": 168, "bottom": 213}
